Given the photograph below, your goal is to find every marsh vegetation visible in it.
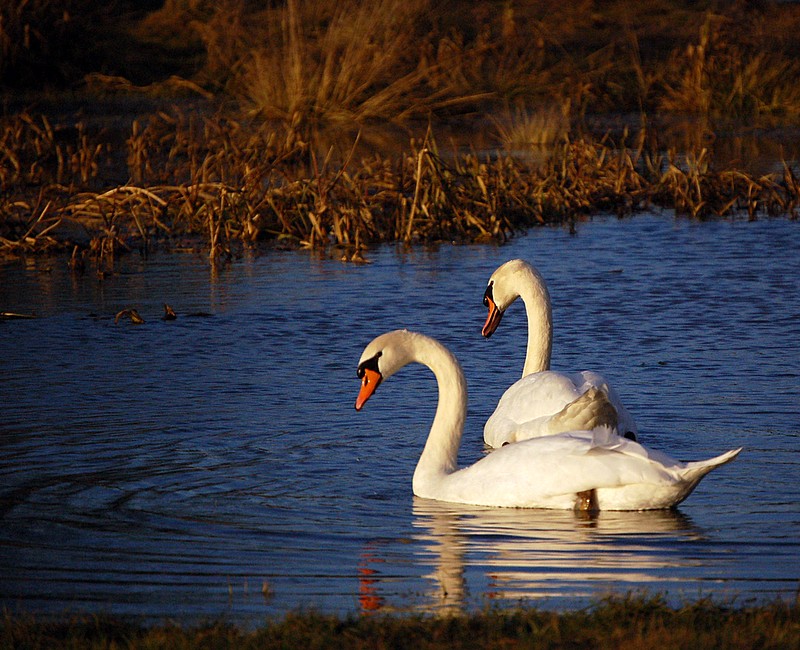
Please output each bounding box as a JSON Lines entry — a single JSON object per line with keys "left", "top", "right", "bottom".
{"left": 2, "top": 0, "right": 800, "bottom": 271}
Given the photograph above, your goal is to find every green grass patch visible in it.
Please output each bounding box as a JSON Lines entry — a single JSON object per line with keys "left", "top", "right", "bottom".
{"left": 2, "top": 596, "right": 799, "bottom": 649}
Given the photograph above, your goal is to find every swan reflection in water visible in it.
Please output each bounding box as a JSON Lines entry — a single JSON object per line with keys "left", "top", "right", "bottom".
{"left": 359, "top": 500, "right": 702, "bottom": 614}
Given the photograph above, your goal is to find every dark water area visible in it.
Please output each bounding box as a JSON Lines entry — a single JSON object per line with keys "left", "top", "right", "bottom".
{"left": 1, "top": 212, "right": 798, "bottom": 626}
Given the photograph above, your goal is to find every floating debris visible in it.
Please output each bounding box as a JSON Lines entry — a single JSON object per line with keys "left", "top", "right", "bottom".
{"left": 162, "top": 303, "right": 177, "bottom": 320}
{"left": 0, "top": 311, "right": 37, "bottom": 320}
{"left": 114, "top": 308, "right": 145, "bottom": 324}
{"left": 341, "top": 249, "right": 371, "bottom": 264}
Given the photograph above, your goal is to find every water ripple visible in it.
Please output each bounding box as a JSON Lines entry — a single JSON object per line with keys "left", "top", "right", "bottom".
{"left": 1, "top": 214, "right": 799, "bottom": 622}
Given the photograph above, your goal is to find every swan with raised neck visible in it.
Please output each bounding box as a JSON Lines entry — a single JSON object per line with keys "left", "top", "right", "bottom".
{"left": 483, "top": 259, "right": 553, "bottom": 376}
{"left": 355, "top": 329, "right": 741, "bottom": 510}
{"left": 482, "top": 259, "right": 638, "bottom": 447}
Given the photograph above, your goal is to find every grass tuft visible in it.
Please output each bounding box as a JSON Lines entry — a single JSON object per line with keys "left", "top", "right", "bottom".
{"left": 2, "top": 597, "right": 799, "bottom": 649}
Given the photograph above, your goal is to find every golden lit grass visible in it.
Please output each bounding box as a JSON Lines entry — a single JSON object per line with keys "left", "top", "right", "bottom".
{"left": 490, "top": 104, "right": 570, "bottom": 148}
{"left": 224, "top": 0, "right": 494, "bottom": 127}
{"left": 659, "top": 14, "right": 800, "bottom": 120}
{"left": 6, "top": 4, "right": 800, "bottom": 266}
{"left": 203, "top": 0, "right": 570, "bottom": 131}
{"left": 2, "top": 108, "right": 799, "bottom": 272}
{"left": 7, "top": 2, "right": 800, "bottom": 131}
{"left": 1, "top": 596, "right": 798, "bottom": 649}
{"left": 165, "top": 0, "right": 800, "bottom": 135}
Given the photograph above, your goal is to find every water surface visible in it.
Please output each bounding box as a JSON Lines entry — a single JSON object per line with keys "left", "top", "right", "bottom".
{"left": 1, "top": 213, "right": 798, "bottom": 625}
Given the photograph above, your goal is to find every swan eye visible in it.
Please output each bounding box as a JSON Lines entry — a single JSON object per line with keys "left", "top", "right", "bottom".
{"left": 355, "top": 354, "right": 383, "bottom": 411}
{"left": 357, "top": 351, "right": 382, "bottom": 379}
{"left": 483, "top": 281, "right": 494, "bottom": 307}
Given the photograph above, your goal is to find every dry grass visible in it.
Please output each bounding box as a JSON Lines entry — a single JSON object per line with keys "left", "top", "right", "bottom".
{"left": 220, "top": 0, "right": 491, "bottom": 131}
{"left": 1, "top": 106, "right": 798, "bottom": 272}
{"left": 490, "top": 104, "right": 570, "bottom": 148}
{"left": 659, "top": 13, "right": 800, "bottom": 121}
{"left": 6, "top": 1, "right": 800, "bottom": 135}
{"left": 5, "top": 0, "right": 800, "bottom": 267}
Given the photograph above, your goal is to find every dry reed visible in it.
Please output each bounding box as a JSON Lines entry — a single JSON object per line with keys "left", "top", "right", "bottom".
{"left": 659, "top": 13, "right": 800, "bottom": 121}
{"left": 1, "top": 108, "right": 798, "bottom": 270}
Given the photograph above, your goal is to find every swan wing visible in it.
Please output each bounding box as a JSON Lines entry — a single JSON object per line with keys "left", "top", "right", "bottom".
{"left": 484, "top": 372, "right": 584, "bottom": 446}
{"left": 574, "top": 370, "right": 638, "bottom": 439}
{"left": 484, "top": 371, "right": 627, "bottom": 447}
{"left": 436, "top": 429, "right": 742, "bottom": 510}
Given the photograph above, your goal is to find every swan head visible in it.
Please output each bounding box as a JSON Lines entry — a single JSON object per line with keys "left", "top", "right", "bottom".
{"left": 355, "top": 329, "right": 418, "bottom": 411}
{"left": 482, "top": 259, "right": 542, "bottom": 337}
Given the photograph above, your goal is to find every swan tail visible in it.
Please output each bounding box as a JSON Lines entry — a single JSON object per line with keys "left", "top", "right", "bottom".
{"left": 680, "top": 447, "right": 743, "bottom": 482}
{"left": 547, "top": 387, "right": 618, "bottom": 435}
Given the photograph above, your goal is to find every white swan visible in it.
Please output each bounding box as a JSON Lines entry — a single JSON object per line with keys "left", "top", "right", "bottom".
{"left": 355, "top": 329, "right": 741, "bottom": 510}
{"left": 482, "top": 259, "right": 638, "bottom": 447}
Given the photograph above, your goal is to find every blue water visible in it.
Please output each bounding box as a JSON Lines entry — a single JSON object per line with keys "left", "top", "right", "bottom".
{"left": 1, "top": 212, "right": 798, "bottom": 625}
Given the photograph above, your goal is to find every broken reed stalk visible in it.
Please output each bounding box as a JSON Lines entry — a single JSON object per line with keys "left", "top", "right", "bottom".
{"left": 406, "top": 146, "right": 428, "bottom": 243}
{"left": 20, "top": 200, "right": 55, "bottom": 242}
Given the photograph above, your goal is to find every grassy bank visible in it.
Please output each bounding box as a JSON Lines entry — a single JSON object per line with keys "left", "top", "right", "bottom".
{"left": 2, "top": 597, "right": 799, "bottom": 649}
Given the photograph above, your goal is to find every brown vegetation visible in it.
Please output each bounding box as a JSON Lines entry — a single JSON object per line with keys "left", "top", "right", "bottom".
{"left": 7, "top": 0, "right": 800, "bottom": 122}
{"left": 1, "top": 106, "right": 799, "bottom": 271}
{"left": 2, "top": 1, "right": 800, "bottom": 269}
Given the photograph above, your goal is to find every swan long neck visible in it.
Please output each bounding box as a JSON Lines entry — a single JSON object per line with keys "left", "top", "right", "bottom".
{"left": 409, "top": 336, "right": 467, "bottom": 493}
{"left": 518, "top": 267, "right": 553, "bottom": 376}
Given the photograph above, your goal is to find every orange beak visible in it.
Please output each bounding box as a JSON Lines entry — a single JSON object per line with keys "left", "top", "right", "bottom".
{"left": 355, "top": 368, "right": 382, "bottom": 411}
{"left": 482, "top": 295, "right": 504, "bottom": 338}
